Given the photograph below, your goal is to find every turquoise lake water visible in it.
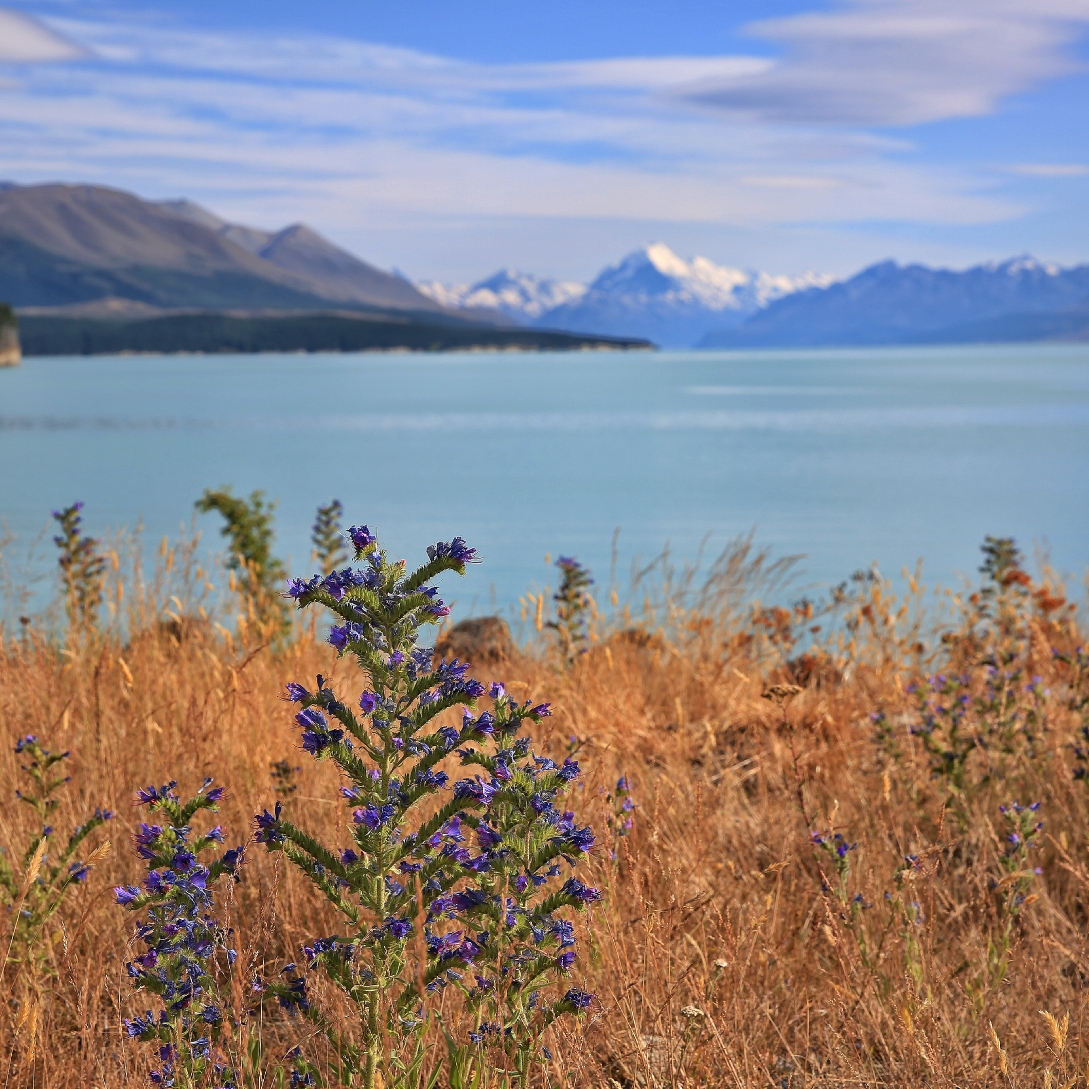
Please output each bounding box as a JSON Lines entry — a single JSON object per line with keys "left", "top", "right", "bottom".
{"left": 2, "top": 343, "right": 1087, "bottom": 617}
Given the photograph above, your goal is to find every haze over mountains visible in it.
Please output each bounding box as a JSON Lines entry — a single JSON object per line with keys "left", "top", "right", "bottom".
{"left": 1, "top": 181, "right": 1086, "bottom": 349}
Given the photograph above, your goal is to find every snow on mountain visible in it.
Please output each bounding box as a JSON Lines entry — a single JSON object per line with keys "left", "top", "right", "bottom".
{"left": 536, "top": 244, "right": 834, "bottom": 348}
{"left": 416, "top": 269, "right": 586, "bottom": 321}
{"left": 699, "top": 253, "right": 1089, "bottom": 348}
{"left": 416, "top": 244, "right": 833, "bottom": 347}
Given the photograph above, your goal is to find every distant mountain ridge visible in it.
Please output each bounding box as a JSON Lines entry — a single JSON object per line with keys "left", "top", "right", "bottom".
{"left": 700, "top": 256, "right": 1089, "bottom": 348}
{"left": 5, "top": 182, "right": 1086, "bottom": 350}
{"left": 0, "top": 183, "right": 450, "bottom": 315}
{"left": 416, "top": 269, "right": 588, "bottom": 321}
{"left": 417, "top": 243, "right": 833, "bottom": 348}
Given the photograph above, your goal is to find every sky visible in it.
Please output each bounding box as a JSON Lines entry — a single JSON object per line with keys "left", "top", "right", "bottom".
{"left": 0, "top": 0, "right": 1087, "bottom": 282}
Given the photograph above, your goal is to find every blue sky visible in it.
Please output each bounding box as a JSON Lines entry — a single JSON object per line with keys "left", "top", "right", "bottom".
{"left": 1, "top": 0, "right": 1087, "bottom": 281}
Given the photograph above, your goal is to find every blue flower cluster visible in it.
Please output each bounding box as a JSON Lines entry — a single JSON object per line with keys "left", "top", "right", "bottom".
{"left": 116, "top": 778, "right": 245, "bottom": 1089}
{"left": 605, "top": 775, "right": 637, "bottom": 859}
{"left": 254, "top": 524, "right": 598, "bottom": 1084}
{"left": 810, "top": 827, "right": 859, "bottom": 904}
{"left": 904, "top": 663, "right": 1048, "bottom": 814}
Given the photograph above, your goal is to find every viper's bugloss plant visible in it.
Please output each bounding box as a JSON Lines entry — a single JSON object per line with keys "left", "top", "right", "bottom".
{"left": 810, "top": 827, "right": 858, "bottom": 905}
{"left": 0, "top": 734, "right": 112, "bottom": 975}
{"left": 995, "top": 801, "right": 1042, "bottom": 923}
{"left": 52, "top": 501, "right": 107, "bottom": 629}
{"left": 259, "top": 525, "right": 600, "bottom": 1089}
{"left": 1058, "top": 646, "right": 1089, "bottom": 783}
{"left": 906, "top": 673, "right": 978, "bottom": 800}
{"left": 195, "top": 487, "right": 288, "bottom": 635}
{"left": 978, "top": 536, "right": 1032, "bottom": 627}
{"left": 546, "top": 557, "right": 594, "bottom": 665}
{"left": 312, "top": 500, "right": 349, "bottom": 575}
{"left": 604, "top": 776, "right": 636, "bottom": 860}
{"left": 115, "top": 778, "right": 245, "bottom": 1089}
{"left": 906, "top": 667, "right": 1047, "bottom": 827}
{"left": 974, "top": 801, "right": 1043, "bottom": 997}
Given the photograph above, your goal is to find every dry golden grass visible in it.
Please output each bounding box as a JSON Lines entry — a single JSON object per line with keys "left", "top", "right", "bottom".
{"left": 1, "top": 536, "right": 1088, "bottom": 1087}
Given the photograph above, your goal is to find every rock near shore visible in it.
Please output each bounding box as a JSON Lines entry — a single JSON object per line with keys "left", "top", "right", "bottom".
{"left": 0, "top": 304, "right": 19, "bottom": 366}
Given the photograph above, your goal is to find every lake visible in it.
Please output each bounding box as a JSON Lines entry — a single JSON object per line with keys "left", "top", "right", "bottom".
{"left": 2, "top": 343, "right": 1087, "bottom": 619}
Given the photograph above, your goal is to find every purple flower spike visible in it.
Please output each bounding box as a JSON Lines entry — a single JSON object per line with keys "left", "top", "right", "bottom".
{"left": 349, "top": 525, "right": 376, "bottom": 550}
{"left": 562, "top": 877, "right": 602, "bottom": 903}
{"left": 563, "top": 988, "right": 593, "bottom": 1010}
{"left": 287, "top": 578, "right": 309, "bottom": 600}
{"left": 385, "top": 917, "right": 412, "bottom": 939}
{"left": 262, "top": 526, "right": 601, "bottom": 1057}
{"left": 426, "top": 538, "right": 477, "bottom": 565}
{"left": 295, "top": 706, "right": 326, "bottom": 729}
{"left": 353, "top": 804, "right": 396, "bottom": 830}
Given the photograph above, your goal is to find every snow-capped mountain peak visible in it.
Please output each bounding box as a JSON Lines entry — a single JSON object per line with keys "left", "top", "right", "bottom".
{"left": 590, "top": 243, "right": 749, "bottom": 309}
{"left": 988, "top": 254, "right": 1061, "bottom": 277}
{"left": 585, "top": 243, "right": 832, "bottom": 318}
{"left": 416, "top": 268, "right": 586, "bottom": 320}
{"left": 415, "top": 244, "right": 835, "bottom": 347}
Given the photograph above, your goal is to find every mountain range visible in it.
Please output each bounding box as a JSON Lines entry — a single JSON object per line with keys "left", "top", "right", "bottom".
{"left": 0, "top": 182, "right": 461, "bottom": 318}
{"left": 701, "top": 256, "right": 1089, "bottom": 348}
{"left": 417, "top": 244, "right": 834, "bottom": 348}
{"left": 415, "top": 268, "right": 588, "bottom": 322}
{"left": 2, "top": 181, "right": 1087, "bottom": 349}
{"left": 0, "top": 183, "right": 654, "bottom": 354}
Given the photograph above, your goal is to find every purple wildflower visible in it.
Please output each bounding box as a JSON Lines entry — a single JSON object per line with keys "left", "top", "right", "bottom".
{"left": 426, "top": 538, "right": 477, "bottom": 564}
{"left": 349, "top": 525, "right": 376, "bottom": 550}
{"left": 385, "top": 917, "right": 412, "bottom": 939}
{"left": 353, "top": 804, "right": 396, "bottom": 830}
{"left": 562, "top": 877, "right": 602, "bottom": 903}
{"left": 115, "top": 884, "right": 141, "bottom": 905}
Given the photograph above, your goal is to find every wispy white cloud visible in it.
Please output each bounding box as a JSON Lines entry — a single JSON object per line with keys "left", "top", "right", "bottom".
{"left": 1007, "top": 163, "right": 1089, "bottom": 177}
{"left": 0, "top": 61, "right": 1019, "bottom": 229}
{"left": 0, "top": 8, "right": 86, "bottom": 62}
{"left": 684, "top": 0, "right": 1089, "bottom": 126}
{"left": 740, "top": 175, "right": 842, "bottom": 190}
{"left": 0, "top": 2, "right": 1082, "bottom": 276}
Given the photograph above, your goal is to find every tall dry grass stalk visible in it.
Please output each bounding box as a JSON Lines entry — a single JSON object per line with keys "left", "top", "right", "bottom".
{"left": 0, "top": 530, "right": 1086, "bottom": 1087}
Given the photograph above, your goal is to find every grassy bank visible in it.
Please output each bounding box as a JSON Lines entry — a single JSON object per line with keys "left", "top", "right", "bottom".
{"left": 0, "top": 532, "right": 1086, "bottom": 1087}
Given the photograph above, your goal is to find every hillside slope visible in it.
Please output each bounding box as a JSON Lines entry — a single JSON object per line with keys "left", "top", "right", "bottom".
{"left": 0, "top": 184, "right": 445, "bottom": 313}
{"left": 160, "top": 200, "right": 437, "bottom": 312}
